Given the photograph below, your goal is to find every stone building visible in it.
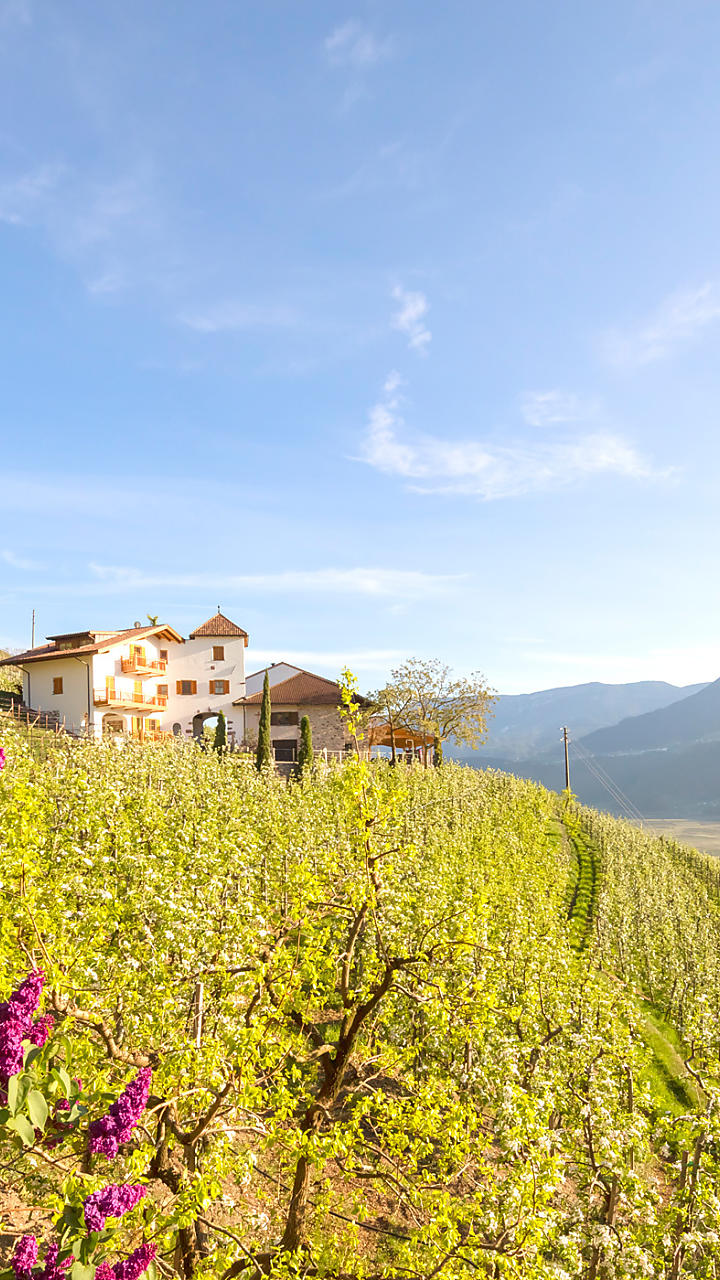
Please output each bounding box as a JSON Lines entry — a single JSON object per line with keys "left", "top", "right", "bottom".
{"left": 236, "top": 668, "right": 351, "bottom": 763}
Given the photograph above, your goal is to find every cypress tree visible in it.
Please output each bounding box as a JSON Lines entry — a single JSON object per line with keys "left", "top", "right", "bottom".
{"left": 298, "top": 714, "right": 313, "bottom": 774}
{"left": 214, "top": 710, "right": 227, "bottom": 753}
{"left": 256, "top": 671, "right": 272, "bottom": 771}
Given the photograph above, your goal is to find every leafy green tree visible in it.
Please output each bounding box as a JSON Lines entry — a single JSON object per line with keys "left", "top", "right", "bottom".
{"left": 214, "top": 710, "right": 227, "bottom": 753}
{"left": 0, "top": 650, "right": 22, "bottom": 696}
{"left": 255, "top": 670, "right": 272, "bottom": 771}
{"left": 370, "top": 677, "right": 415, "bottom": 765}
{"left": 297, "top": 714, "right": 313, "bottom": 773}
{"left": 386, "top": 656, "right": 496, "bottom": 764}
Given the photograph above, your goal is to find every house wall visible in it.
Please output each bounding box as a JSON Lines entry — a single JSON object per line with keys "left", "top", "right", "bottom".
{"left": 163, "top": 636, "right": 246, "bottom": 741}
{"left": 21, "top": 658, "right": 92, "bottom": 734}
{"left": 242, "top": 703, "right": 348, "bottom": 754}
{"left": 91, "top": 637, "right": 170, "bottom": 737}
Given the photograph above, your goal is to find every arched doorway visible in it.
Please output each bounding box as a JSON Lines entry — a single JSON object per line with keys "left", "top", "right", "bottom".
{"left": 192, "top": 712, "right": 219, "bottom": 744}
{"left": 102, "top": 713, "right": 125, "bottom": 736}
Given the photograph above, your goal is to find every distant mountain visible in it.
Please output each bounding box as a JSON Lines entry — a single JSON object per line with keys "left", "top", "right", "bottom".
{"left": 581, "top": 677, "right": 720, "bottom": 756}
{"left": 472, "top": 740, "right": 720, "bottom": 820}
{"left": 455, "top": 680, "right": 707, "bottom": 762}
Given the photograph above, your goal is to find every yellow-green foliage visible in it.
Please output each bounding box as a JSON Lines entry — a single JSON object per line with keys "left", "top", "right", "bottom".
{"left": 1, "top": 732, "right": 720, "bottom": 1277}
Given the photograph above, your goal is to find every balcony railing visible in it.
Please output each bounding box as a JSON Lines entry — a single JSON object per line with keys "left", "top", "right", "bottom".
{"left": 94, "top": 689, "right": 168, "bottom": 710}
{"left": 120, "top": 658, "right": 167, "bottom": 676}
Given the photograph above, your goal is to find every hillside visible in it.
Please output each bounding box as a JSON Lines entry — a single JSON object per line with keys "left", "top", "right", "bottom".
{"left": 455, "top": 678, "right": 705, "bottom": 761}
{"left": 581, "top": 674, "right": 720, "bottom": 755}
{"left": 483, "top": 738, "right": 720, "bottom": 818}
{"left": 2, "top": 732, "right": 720, "bottom": 1275}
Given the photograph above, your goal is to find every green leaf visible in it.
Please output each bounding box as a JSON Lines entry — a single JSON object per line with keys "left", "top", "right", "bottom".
{"left": 57, "top": 1065, "right": 73, "bottom": 1096}
{"left": 7, "top": 1113, "right": 36, "bottom": 1146}
{"left": 26, "top": 1089, "right": 48, "bottom": 1131}
{"left": 70, "top": 1264, "right": 94, "bottom": 1280}
{"left": 7, "top": 1074, "right": 29, "bottom": 1117}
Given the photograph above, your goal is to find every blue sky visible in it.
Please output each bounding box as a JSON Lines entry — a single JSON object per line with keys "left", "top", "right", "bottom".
{"left": 1, "top": 0, "right": 719, "bottom": 694}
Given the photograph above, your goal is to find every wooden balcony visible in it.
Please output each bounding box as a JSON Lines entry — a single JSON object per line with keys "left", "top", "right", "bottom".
{"left": 120, "top": 658, "right": 167, "bottom": 676}
{"left": 94, "top": 689, "right": 168, "bottom": 711}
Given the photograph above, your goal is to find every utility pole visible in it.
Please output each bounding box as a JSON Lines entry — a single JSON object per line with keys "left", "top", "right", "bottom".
{"left": 31, "top": 609, "right": 35, "bottom": 649}
{"left": 562, "top": 726, "right": 570, "bottom": 791}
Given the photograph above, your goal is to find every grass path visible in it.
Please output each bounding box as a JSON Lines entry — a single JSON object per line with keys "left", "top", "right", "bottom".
{"left": 560, "top": 811, "right": 699, "bottom": 1114}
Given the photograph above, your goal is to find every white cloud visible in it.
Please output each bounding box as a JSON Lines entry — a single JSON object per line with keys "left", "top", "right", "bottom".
{"left": 391, "top": 285, "right": 431, "bottom": 353}
{"left": 88, "top": 563, "right": 462, "bottom": 599}
{"left": 178, "top": 301, "right": 299, "bottom": 333}
{"left": 520, "top": 390, "right": 596, "bottom": 428}
{"left": 359, "top": 376, "right": 666, "bottom": 499}
{"left": 324, "top": 20, "right": 393, "bottom": 69}
{"left": 1, "top": 549, "right": 43, "bottom": 571}
{"left": 602, "top": 283, "right": 720, "bottom": 366}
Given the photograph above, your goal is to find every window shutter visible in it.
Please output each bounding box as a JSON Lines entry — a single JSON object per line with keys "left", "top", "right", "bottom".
{"left": 223, "top": 680, "right": 230, "bottom": 694}
{"left": 191, "top": 680, "right": 197, "bottom": 695}
{"left": 176, "top": 681, "right": 183, "bottom": 695}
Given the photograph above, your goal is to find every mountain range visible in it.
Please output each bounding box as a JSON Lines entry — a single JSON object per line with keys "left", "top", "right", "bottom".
{"left": 467, "top": 680, "right": 706, "bottom": 760}
{"left": 451, "top": 677, "right": 720, "bottom": 818}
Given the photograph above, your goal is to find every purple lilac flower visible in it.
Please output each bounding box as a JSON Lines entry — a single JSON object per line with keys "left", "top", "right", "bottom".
{"left": 112, "top": 1243, "right": 157, "bottom": 1280}
{"left": 27, "top": 1014, "right": 54, "bottom": 1048}
{"left": 87, "top": 1068, "right": 152, "bottom": 1158}
{"left": 0, "top": 971, "right": 46, "bottom": 1084}
{"left": 11, "top": 1235, "right": 38, "bottom": 1280}
{"left": 83, "top": 1184, "right": 146, "bottom": 1233}
{"left": 1, "top": 971, "right": 46, "bottom": 1024}
{"left": 39, "top": 1244, "right": 73, "bottom": 1280}
{"left": 94, "top": 1267, "right": 115, "bottom": 1280}
{"left": 0, "top": 746, "right": 6, "bottom": 771}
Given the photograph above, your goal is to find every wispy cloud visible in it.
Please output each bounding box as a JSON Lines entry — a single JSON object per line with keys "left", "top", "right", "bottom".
{"left": 178, "top": 301, "right": 299, "bottom": 334}
{"left": 1, "top": 549, "right": 43, "bottom": 571}
{"left": 0, "top": 161, "right": 161, "bottom": 295}
{"left": 391, "top": 286, "right": 431, "bottom": 354}
{"left": 602, "top": 283, "right": 720, "bottom": 366}
{"left": 359, "top": 375, "right": 666, "bottom": 499}
{"left": 0, "top": 163, "right": 66, "bottom": 227}
{"left": 88, "top": 563, "right": 462, "bottom": 599}
{"left": 324, "top": 20, "right": 393, "bottom": 69}
{"left": 520, "top": 390, "right": 596, "bottom": 428}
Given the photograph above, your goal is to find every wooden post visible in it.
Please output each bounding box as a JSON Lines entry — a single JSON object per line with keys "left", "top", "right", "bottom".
{"left": 562, "top": 727, "right": 570, "bottom": 791}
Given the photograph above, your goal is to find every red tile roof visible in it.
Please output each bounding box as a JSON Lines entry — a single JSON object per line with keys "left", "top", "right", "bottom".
{"left": 236, "top": 670, "right": 344, "bottom": 707}
{"left": 0, "top": 624, "right": 183, "bottom": 667}
{"left": 189, "top": 611, "right": 248, "bottom": 639}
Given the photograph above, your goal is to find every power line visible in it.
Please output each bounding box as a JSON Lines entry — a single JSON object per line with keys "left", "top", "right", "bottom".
{"left": 572, "top": 738, "right": 645, "bottom": 825}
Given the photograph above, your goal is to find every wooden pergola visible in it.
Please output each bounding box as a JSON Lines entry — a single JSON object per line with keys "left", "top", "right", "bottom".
{"left": 368, "top": 720, "right": 435, "bottom": 762}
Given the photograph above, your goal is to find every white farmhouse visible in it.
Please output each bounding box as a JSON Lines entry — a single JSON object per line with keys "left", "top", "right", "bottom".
{"left": 1, "top": 611, "right": 248, "bottom": 742}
